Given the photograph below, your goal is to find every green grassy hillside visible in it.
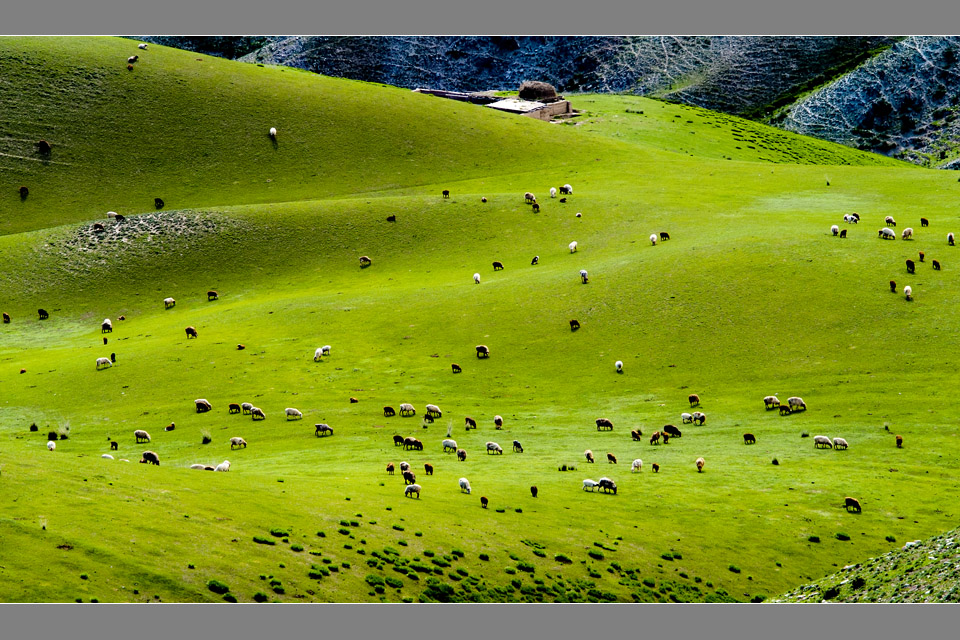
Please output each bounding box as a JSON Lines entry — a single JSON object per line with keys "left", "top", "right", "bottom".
{"left": 2, "top": 37, "right": 959, "bottom": 604}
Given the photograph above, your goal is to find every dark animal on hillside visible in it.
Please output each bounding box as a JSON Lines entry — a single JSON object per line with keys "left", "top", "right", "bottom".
{"left": 660, "top": 232, "right": 670, "bottom": 241}
{"left": 118, "top": 315, "right": 125, "bottom": 321}
{"left": 531, "top": 255, "right": 539, "bottom": 265}
{"left": 596, "top": 418, "right": 614, "bottom": 431}
{"left": 101, "top": 320, "right": 112, "bottom": 333}
{"left": 921, "top": 217, "right": 929, "bottom": 227}
{"left": 844, "top": 497, "right": 861, "bottom": 513}
{"left": 513, "top": 440, "right": 523, "bottom": 453}
{"left": 207, "top": 290, "right": 218, "bottom": 301}
{"left": 387, "top": 214, "right": 396, "bottom": 222}
{"left": 950, "top": 233, "right": 956, "bottom": 246}
{"left": 663, "top": 425, "right": 681, "bottom": 438}
{"left": 154, "top": 198, "right": 164, "bottom": 209}
{"left": 195, "top": 399, "right": 212, "bottom": 413}
{"left": 585, "top": 450, "right": 595, "bottom": 463}
{"left": 314, "top": 424, "right": 334, "bottom": 437}
{"left": 114, "top": 214, "right": 125, "bottom": 222}
{"left": 19, "top": 186, "right": 28, "bottom": 199}
{"left": 890, "top": 280, "right": 897, "bottom": 293}
{"left": 412, "top": 439, "right": 423, "bottom": 451}
{"left": 127, "top": 64, "right": 134, "bottom": 71}
{"left": 422, "top": 414, "right": 434, "bottom": 424}
{"left": 229, "top": 403, "right": 241, "bottom": 414}
{"left": 350, "top": 397, "right": 359, "bottom": 404}
{"left": 569, "top": 319, "right": 580, "bottom": 331}
{"left": 494, "top": 415, "right": 504, "bottom": 429}
{"left": 743, "top": 433, "right": 756, "bottom": 445}
{"left": 2, "top": 312, "right": 9, "bottom": 323}
{"left": 598, "top": 478, "right": 617, "bottom": 495}
{"left": 839, "top": 229, "right": 847, "bottom": 238}
{"left": 185, "top": 326, "right": 198, "bottom": 338}
{"left": 393, "top": 434, "right": 404, "bottom": 446}
{"left": 559, "top": 186, "right": 571, "bottom": 195}
{"left": 476, "top": 345, "right": 490, "bottom": 358}
{"left": 165, "top": 423, "right": 175, "bottom": 432}
{"left": 631, "top": 429, "right": 643, "bottom": 441}
{"left": 465, "top": 416, "right": 477, "bottom": 430}
{"left": 692, "top": 412, "right": 706, "bottom": 425}
{"left": 359, "top": 256, "right": 372, "bottom": 268}
{"left": 236, "top": 344, "right": 245, "bottom": 350}
{"left": 896, "top": 435, "right": 903, "bottom": 448}
{"left": 442, "top": 190, "right": 450, "bottom": 198}
{"left": 607, "top": 453, "right": 617, "bottom": 464}
{"left": 919, "top": 251, "right": 925, "bottom": 263}
{"left": 37, "top": 140, "right": 51, "bottom": 154}
{"left": 696, "top": 457, "right": 705, "bottom": 473}
{"left": 481, "top": 197, "right": 487, "bottom": 203}
{"left": 140, "top": 450, "right": 160, "bottom": 466}
{"left": 403, "top": 437, "right": 418, "bottom": 450}
{"left": 48, "top": 431, "right": 57, "bottom": 441}
{"left": 128, "top": 55, "right": 139, "bottom": 63}
{"left": 906, "top": 259, "right": 915, "bottom": 274}
{"left": 386, "top": 462, "right": 395, "bottom": 475}
{"left": 38, "top": 309, "right": 49, "bottom": 320}
{"left": 424, "top": 463, "right": 433, "bottom": 476}
{"left": 403, "top": 470, "right": 416, "bottom": 485}
{"left": 650, "top": 431, "right": 661, "bottom": 445}
{"left": 688, "top": 394, "right": 700, "bottom": 407}
{"left": 493, "top": 261, "right": 504, "bottom": 271}
{"left": 110, "top": 352, "right": 116, "bottom": 363}
{"left": 92, "top": 223, "right": 105, "bottom": 232}
{"left": 451, "top": 363, "right": 462, "bottom": 373}
{"left": 532, "top": 203, "right": 540, "bottom": 213}
{"left": 652, "top": 463, "right": 660, "bottom": 473}
{"left": 531, "top": 486, "right": 538, "bottom": 498}
{"left": 480, "top": 496, "right": 488, "bottom": 509}
{"left": 457, "top": 449, "right": 467, "bottom": 461}
{"left": 110, "top": 441, "right": 118, "bottom": 451}
{"left": 661, "top": 433, "right": 671, "bottom": 444}
{"left": 384, "top": 406, "right": 396, "bottom": 417}
{"left": 933, "top": 259, "right": 941, "bottom": 270}
{"left": 559, "top": 197, "right": 567, "bottom": 203}
{"left": 20, "top": 369, "right": 26, "bottom": 374}
{"left": 779, "top": 405, "right": 792, "bottom": 415}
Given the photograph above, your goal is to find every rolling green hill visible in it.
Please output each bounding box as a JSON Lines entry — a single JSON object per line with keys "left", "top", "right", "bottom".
{"left": 2, "top": 37, "right": 959, "bottom": 604}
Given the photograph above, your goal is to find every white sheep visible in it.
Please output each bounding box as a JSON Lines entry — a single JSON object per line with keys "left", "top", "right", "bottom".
{"left": 833, "top": 437, "right": 849, "bottom": 450}
{"left": 426, "top": 404, "right": 442, "bottom": 418}
{"left": 96, "top": 357, "right": 112, "bottom": 370}
{"left": 321, "top": 345, "right": 331, "bottom": 356}
{"left": 314, "top": 347, "right": 323, "bottom": 362}
{"left": 681, "top": 412, "right": 693, "bottom": 424}
{"left": 843, "top": 214, "right": 858, "bottom": 224}
{"left": 404, "top": 483, "right": 422, "bottom": 498}
{"left": 902, "top": 227, "right": 914, "bottom": 240}
{"left": 47, "top": 440, "right": 56, "bottom": 451}
{"left": 631, "top": 459, "right": 642, "bottom": 472}
{"left": 241, "top": 402, "right": 253, "bottom": 414}
{"left": 831, "top": 225, "right": 839, "bottom": 236}
{"left": 230, "top": 437, "right": 247, "bottom": 449}
{"left": 879, "top": 227, "right": 896, "bottom": 240}
{"left": 189, "top": 464, "right": 207, "bottom": 470}
{"left": 582, "top": 478, "right": 598, "bottom": 491}
{"left": 107, "top": 211, "right": 118, "bottom": 218}
{"left": 486, "top": 441, "right": 503, "bottom": 454}
{"left": 904, "top": 285, "right": 913, "bottom": 301}
{"left": 474, "top": 273, "right": 481, "bottom": 284}
{"left": 134, "top": 429, "right": 151, "bottom": 443}
{"left": 442, "top": 438, "right": 458, "bottom": 453}
{"left": 163, "top": 297, "right": 176, "bottom": 309}
{"left": 138, "top": 43, "right": 148, "bottom": 50}
{"left": 885, "top": 215, "right": 896, "bottom": 227}
{"left": 650, "top": 234, "right": 657, "bottom": 246}
{"left": 787, "top": 397, "right": 806, "bottom": 411}
{"left": 285, "top": 408, "right": 303, "bottom": 420}
{"left": 569, "top": 241, "right": 578, "bottom": 253}
{"left": 561, "top": 184, "right": 573, "bottom": 194}
{"left": 251, "top": 407, "right": 266, "bottom": 420}
{"left": 269, "top": 127, "right": 277, "bottom": 139}
{"left": 550, "top": 187, "right": 557, "bottom": 198}
{"left": 494, "top": 415, "right": 503, "bottom": 429}
{"left": 576, "top": 212, "right": 582, "bottom": 218}
{"left": 615, "top": 360, "right": 623, "bottom": 372}
{"left": 215, "top": 460, "right": 231, "bottom": 472}
{"left": 813, "top": 435, "right": 832, "bottom": 449}
{"left": 459, "top": 477, "right": 472, "bottom": 494}
{"left": 399, "top": 403, "right": 416, "bottom": 416}
{"left": 101, "top": 454, "right": 114, "bottom": 460}
{"left": 399, "top": 461, "right": 410, "bottom": 473}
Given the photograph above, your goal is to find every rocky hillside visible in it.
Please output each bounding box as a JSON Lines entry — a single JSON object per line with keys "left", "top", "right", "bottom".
{"left": 773, "top": 528, "right": 960, "bottom": 603}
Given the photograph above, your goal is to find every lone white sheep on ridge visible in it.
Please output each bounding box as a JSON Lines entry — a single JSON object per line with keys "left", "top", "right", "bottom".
{"left": 474, "top": 273, "right": 481, "bottom": 284}
{"left": 269, "top": 127, "right": 277, "bottom": 139}
{"left": 904, "top": 285, "right": 913, "bottom": 301}
{"left": 631, "top": 459, "right": 642, "bottom": 472}
{"left": 215, "top": 460, "right": 231, "bottom": 472}
{"left": 550, "top": 187, "right": 557, "bottom": 198}
{"left": 569, "top": 241, "right": 578, "bottom": 253}
{"left": 47, "top": 440, "right": 56, "bottom": 451}
{"left": 650, "top": 234, "right": 657, "bottom": 246}
{"left": 615, "top": 360, "right": 623, "bottom": 372}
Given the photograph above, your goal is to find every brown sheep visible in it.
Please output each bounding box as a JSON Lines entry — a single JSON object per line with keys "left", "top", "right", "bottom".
{"left": 386, "top": 462, "right": 395, "bottom": 475}
{"left": 387, "top": 214, "right": 396, "bottom": 221}
{"left": 652, "top": 463, "right": 660, "bottom": 473}
{"left": 393, "top": 434, "right": 404, "bottom": 446}
{"left": 688, "top": 393, "right": 700, "bottom": 407}
{"left": 585, "top": 450, "right": 595, "bottom": 463}
{"left": 465, "top": 416, "right": 477, "bottom": 430}
{"left": 524, "top": 191, "right": 536, "bottom": 203}
{"left": 442, "top": 190, "right": 450, "bottom": 198}
{"left": 532, "top": 203, "right": 540, "bottom": 213}
{"left": 165, "top": 422, "right": 175, "bottom": 432}
{"left": 140, "top": 450, "right": 160, "bottom": 466}
{"left": 476, "top": 345, "right": 490, "bottom": 358}
{"left": 228, "top": 403, "right": 241, "bottom": 414}
{"left": 906, "top": 259, "right": 915, "bottom": 274}
{"left": 402, "top": 437, "right": 418, "bottom": 450}
{"left": 451, "top": 363, "right": 462, "bottom": 373}
{"left": 2, "top": 312, "right": 9, "bottom": 323}
{"left": 650, "top": 431, "right": 660, "bottom": 445}
{"left": 195, "top": 399, "right": 212, "bottom": 413}
{"left": 596, "top": 418, "right": 614, "bottom": 431}
{"left": 384, "top": 406, "right": 396, "bottom": 417}
{"left": 890, "top": 280, "right": 897, "bottom": 293}
{"left": 607, "top": 453, "right": 617, "bottom": 464}
{"left": 631, "top": 429, "right": 643, "bottom": 441}
{"left": 661, "top": 433, "right": 670, "bottom": 444}
{"left": 37, "top": 140, "right": 51, "bottom": 154}
{"left": 531, "top": 486, "right": 538, "bottom": 498}
{"left": 569, "top": 319, "right": 580, "bottom": 331}
{"left": 424, "top": 463, "right": 433, "bottom": 476}
{"left": 919, "top": 251, "right": 925, "bottom": 263}
{"left": 896, "top": 435, "right": 903, "bottom": 448}
{"left": 110, "top": 441, "right": 118, "bottom": 451}
{"left": 921, "top": 217, "right": 929, "bottom": 227}
{"left": 933, "top": 259, "right": 942, "bottom": 270}
{"left": 92, "top": 223, "right": 105, "bottom": 232}
{"left": 350, "top": 397, "right": 359, "bottom": 404}
{"left": 493, "top": 261, "right": 504, "bottom": 271}
{"left": 844, "top": 497, "right": 861, "bottom": 513}
{"left": 185, "top": 326, "right": 198, "bottom": 339}
{"left": 663, "top": 424, "right": 681, "bottom": 438}
{"left": 118, "top": 315, "right": 125, "bottom": 321}
{"left": 696, "top": 457, "right": 705, "bottom": 473}
{"left": 207, "top": 290, "right": 218, "bottom": 301}
{"left": 779, "top": 405, "right": 792, "bottom": 416}
{"left": 480, "top": 496, "right": 488, "bottom": 508}
{"left": 457, "top": 448, "right": 467, "bottom": 461}
{"left": 359, "top": 256, "right": 372, "bottom": 268}
{"left": 743, "top": 433, "right": 756, "bottom": 445}
{"left": 481, "top": 197, "right": 487, "bottom": 203}
{"left": 403, "top": 470, "right": 417, "bottom": 485}
{"left": 127, "top": 64, "right": 134, "bottom": 71}
{"left": 19, "top": 186, "right": 28, "bottom": 199}
{"left": 251, "top": 407, "right": 266, "bottom": 420}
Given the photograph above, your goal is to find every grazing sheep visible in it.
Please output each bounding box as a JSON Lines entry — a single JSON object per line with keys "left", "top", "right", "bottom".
{"left": 480, "top": 496, "right": 488, "bottom": 508}
{"left": 831, "top": 225, "right": 839, "bottom": 236}
{"left": 450, "top": 362, "right": 463, "bottom": 374}
{"left": 486, "top": 441, "right": 503, "bottom": 455}
{"left": 696, "top": 457, "right": 705, "bottom": 473}
{"left": 650, "top": 234, "right": 657, "bottom": 246}
{"left": 652, "top": 463, "right": 660, "bottom": 473}
{"left": 560, "top": 184, "right": 573, "bottom": 195}
{"left": 442, "top": 190, "right": 450, "bottom": 198}
{"left": 251, "top": 407, "right": 266, "bottom": 420}
{"left": 481, "top": 198, "right": 487, "bottom": 203}
{"left": 885, "top": 216, "right": 896, "bottom": 227}
{"left": 692, "top": 412, "right": 706, "bottom": 425}
{"left": 384, "top": 406, "right": 397, "bottom": 417}
{"left": 531, "top": 255, "right": 539, "bottom": 265}
{"left": 607, "top": 453, "right": 618, "bottom": 464}
{"left": 840, "top": 229, "right": 847, "bottom": 238}
{"left": 359, "top": 256, "right": 372, "bottom": 268}
{"left": 763, "top": 395, "right": 780, "bottom": 410}
{"left": 906, "top": 258, "right": 916, "bottom": 274}
{"left": 47, "top": 440, "right": 55, "bottom": 451}
{"left": 550, "top": 187, "right": 557, "bottom": 198}
{"left": 660, "top": 232, "right": 670, "bottom": 241}
{"left": 582, "top": 479, "right": 598, "bottom": 492}
{"left": 492, "top": 261, "right": 504, "bottom": 271}
{"left": 921, "top": 217, "right": 929, "bottom": 227}
{"left": 459, "top": 477, "right": 472, "bottom": 494}
{"left": 779, "top": 404, "right": 792, "bottom": 416}
{"left": 392, "top": 435, "right": 404, "bottom": 447}
{"left": 399, "top": 403, "right": 416, "bottom": 417}
{"left": 230, "top": 437, "right": 247, "bottom": 449}
{"left": 190, "top": 464, "right": 207, "bottom": 470}
{"left": 400, "top": 462, "right": 410, "bottom": 473}
{"left": 661, "top": 433, "right": 671, "bottom": 444}
{"left": 134, "top": 429, "right": 151, "bottom": 443}
{"left": 473, "top": 273, "right": 481, "bottom": 284}
{"left": 426, "top": 404, "right": 442, "bottom": 418}
{"left": 2, "top": 312, "right": 9, "bottom": 323}
{"left": 195, "top": 399, "right": 212, "bottom": 413}
{"left": 688, "top": 394, "right": 700, "bottom": 407}
{"left": 896, "top": 435, "right": 903, "bottom": 448}
{"left": 904, "top": 285, "right": 913, "bottom": 301}
{"left": 402, "top": 437, "right": 419, "bottom": 450}
{"left": 596, "top": 418, "right": 614, "bottom": 431}
{"left": 19, "top": 186, "right": 29, "bottom": 199}
{"left": 386, "top": 214, "right": 397, "bottom": 222}
{"left": 386, "top": 462, "right": 395, "bottom": 475}
{"left": 512, "top": 439, "right": 524, "bottom": 453}
{"left": 787, "top": 397, "right": 806, "bottom": 412}
{"left": 314, "top": 424, "right": 333, "bottom": 437}
{"left": 98, "top": 454, "right": 115, "bottom": 461}
{"left": 663, "top": 424, "right": 682, "bottom": 438}
{"left": 37, "top": 140, "right": 51, "bottom": 154}
{"left": 164, "top": 297, "right": 176, "bottom": 309}
{"left": 38, "top": 308, "right": 49, "bottom": 320}
{"left": 206, "top": 290, "right": 219, "bottom": 301}
{"left": 524, "top": 192, "right": 536, "bottom": 203}
{"left": 650, "top": 432, "right": 660, "bottom": 445}
{"left": 631, "top": 459, "right": 642, "bottom": 472}
{"left": 585, "top": 449, "right": 595, "bottom": 463}
{"left": 890, "top": 280, "right": 897, "bottom": 293}
{"left": 833, "top": 437, "right": 849, "bottom": 450}
{"left": 268, "top": 127, "right": 277, "bottom": 140}
{"left": 569, "top": 319, "right": 580, "bottom": 331}
{"left": 164, "top": 422, "right": 175, "bottom": 432}
{"left": 128, "top": 55, "right": 139, "bottom": 63}
{"left": 844, "top": 497, "right": 861, "bottom": 513}
{"left": 241, "top": 402, "right": 253, "bottom": 415}
{"left": 950, "top": 233, "right": 956, "bottom": 246}
{"left": 580, "top": 269, "right": 589, "bottom": 284}
{"left": 681, "top": 412, "right": 693, "bottom": 423}
{"left": 631, "top": 429, "right": 643, "bottom": 441}
{"left": 457, "top": 448, "right": 467, "bottom": 461}
{"left": 212, "top": 460, "right": 230, "bottom": 472}
{"left": 902, "top": 227, "right": 914, "bottom": 240}
{"left": 185, "top": 326, "right": 198, "bottom": 339}
{"left": 919, "top": 251, "right": 925, "bottom": 263}
{"left": 814, "top": 435, "right": 833, "bottom": 449}
{"left": 405, "top": 484, "right": 422, "bottom": 498}
{"left": 531, "top": 485, "right": 538, "bottom": 497}
{"left": 228, "top": 403, "right": 241, "bottom": 414}
{"left": 843, "top": 214, "right": 857, "bottom": 224}
{"left": 933, "top": 259, "right": 942, "bottom": 270}
{"left": 101, "top": 319, "right": 113, "bottom": 333}
{"left": 110, "top": 441, "right": 118, "bottom": 450}
{"left": 598, "top": 478, "right": 617, "bottom": 494}
{"left": 285, "top": 408, "right": 303, "bottom": 421}
{"left": 443, "top": 439, "right": 458, "bottom": 453}
{"left": 138, "top": 43, "right": 148, "bottom": 49}
{"left": 743, "top": 433, "right": 756, "bottom": 445}
{"left": 569, "top": 241, "right": 578, "bottom": 253}
{"left": 403, "top": 470, "right": 417, "bottom": 485}
{"left": 615, "top": 360, "right": 623, "bottom": 373}
{"left": 879, "top": 227, "right": 896, "bottom": 240}
{"left": 532, "top": 203, "right": 541, "bottom": 213}
{"left": 476, "top": 345, "right": 490, "bottom": 358}
{"left": 494, "top": 415, "right": 503, "bottom": 429}
{"left": 96, "top": 357, "right": 112, "bottom": 370}
{"left": 140, "top": 451, "right": 160, "bottom": 466}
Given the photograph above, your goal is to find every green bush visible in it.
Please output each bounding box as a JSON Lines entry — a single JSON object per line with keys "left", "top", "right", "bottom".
{"left": 223, "top": 593, "right": 238, "bottom": 603}
{"left": 808, "top": 535, "right": 820, "bottom": 543}
{"left": 207, "top": 579, "right": 230, "bottom": 595}
{"left": 554, "top": 554, "right": 572, "bottom": 564}
{"left": 384, "top": 576, "right": 403, "bottom": 589}
{"left": 338, "top": 528, "right": 350, "bottom": 535}
{"left": 290, "top": 544, "right": 303, "bottom": 552}
{"left": 728, "top": 565, "right": 741, "bottom": 574}
{"left": 365, "top": 574, "right": 385, "bottom": 587}
{"left": 431, "top": 558, "right": 450, "bottom": 568}
{"left": 836, "top": 532, "right": 851, "bottom": 541}
{"left": 270, "top": 527, "right": 290, "bottom": 537}
{"left": 588, "top": 550, "right": 605, "bottom": 560}
{"left": 272, "top": 586, "right": 285, "bottom": 594}
{"left": 516, "top": 561, "right": 535, "bottom": 573}
{"left": 478, "top": 553, "right": 490, "bottom": 561}
{"left": 253, "top": 592, "right": 269, "bottom": 602}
